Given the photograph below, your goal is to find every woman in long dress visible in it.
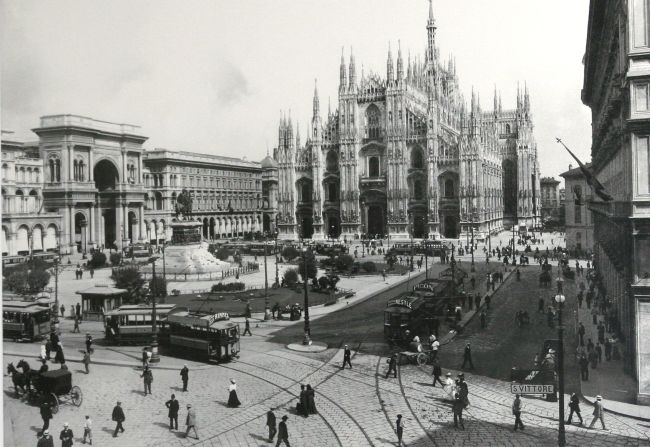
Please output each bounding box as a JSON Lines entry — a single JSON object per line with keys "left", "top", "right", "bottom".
{"left": 227, "top": 378, "right": 241, "bottom": 407}
{"left": 444, "top": 373, "right": 456, "bottom": 401}
{"left": 306, "top": 384, "right": 317, "bottom": 414}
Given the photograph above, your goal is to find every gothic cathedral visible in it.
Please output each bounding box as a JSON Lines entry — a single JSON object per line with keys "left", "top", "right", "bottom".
{"left": 273, "top": 1, "right": 540, "bottom": 241}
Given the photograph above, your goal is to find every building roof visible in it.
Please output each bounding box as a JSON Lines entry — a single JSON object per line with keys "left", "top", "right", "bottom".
{"left": 76, "top": 285, "right": 127, "bottom": 296}
{"left": 540, "top": 177, "right": 560, "bottom": 185}
{"left": 260, "top": 155, "right": 279, "bottom": 169}
{"left": 560, "top": 163, "right": 591, "bottom": 179}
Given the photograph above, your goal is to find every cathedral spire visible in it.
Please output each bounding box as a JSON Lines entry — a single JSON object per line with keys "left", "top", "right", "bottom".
{"left": 313, "top": 78, "right": 320, "bottom": 118}
{"left": 340, "top": 47, "right": 347, "bottom": 89}
{"left": 296, "top": 121, "right": 301, "bottom": 148}
{"left": 349, "top": 47, "right": 356, "bottom": 88}
{"left": 396, "top": 40, "right": 404, "bottom": 81}
{"left": 407, "top": 51, "right": 412, "bottom": 82}
{"left": 426, "top": 0, "right": 436, "bottom": 64}
{"left": 493, "top": 84, "right": 498, "bottom": 113}
{"left": 387, "top": 42, "right": 394, "bottom": 83}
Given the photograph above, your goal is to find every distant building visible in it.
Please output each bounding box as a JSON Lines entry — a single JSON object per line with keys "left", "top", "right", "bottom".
{"left": 539, "top": 177, "right": 561, "bottom": 222}
{"left": 560, "top": 165, "right": 593, "bottom": 252}
{"left": 583, "top": 0, "right": 650, "bottom": 404}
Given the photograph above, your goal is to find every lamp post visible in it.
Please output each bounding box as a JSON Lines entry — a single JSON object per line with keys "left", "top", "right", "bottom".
{"left": 408, "top": 212, "right": 414, "bottom": 272}
{"left": 148, "top": 256, "right": 160, "bottom": 363}
{"left": 554, "top": 293, "right": 566, "bottom": 447}
{"left": 274, "top": 228, "right": 279, "bottom": 286}
{"left": 423, "top": 234, "right": 429, "bottom": 280}
{"left": 263, "top": 232, "right": 271, "bottom": 320}
{"left": 301, "top": 246, "right": 311, "bottom": 345}
{"left": 470, "top": 210, "right": 476, "bottom": 272}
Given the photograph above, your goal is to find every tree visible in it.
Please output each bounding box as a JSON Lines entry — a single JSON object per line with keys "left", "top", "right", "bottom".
{"left": 111, "top": 266, "right": 145, "bottom": 303}
{"left": 335, "top": 254, "right": 354, "bottom": 272}
{"left": 384, "top": 251, "right": 397, "bottom": 270}
{"left": 149, "top": 275, "right": 167, "bottom": 298}
{"left": 283, "top": 268, "right": 299, "bottom": 286}
{"left": 362, "top": 261, "right": 377, "bottom": 273}
{"left": 5, "top": 260, "right": 51, "bottom": 295}
{"left": 110, "top": 252, "right": 122, "bottom": 266}
{"left": 88, "top": 251, "right": 107, "bottom": 269}
{"left": 215, "top": 247, "right": 230, "bottom": 261}
{"left": 298, "top": 252, "right": 318, "bottom": 281}
{"left": 318, "top": 276, "right": 330, "bottom": 289}
{"left": 282, "top": 246, "right": 299, "bottom": 262}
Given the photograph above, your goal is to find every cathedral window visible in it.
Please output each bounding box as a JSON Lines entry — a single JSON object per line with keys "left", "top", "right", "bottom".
{"left": 411, "top": 148, "right": 424, "bottom": 169}
{"left": 505, "top": 124, "right": 511, "bottom": 134}
{"left": 366, "top": 104, "right": 381, "bottom": 139}
{"left": 444, "top": 179, "right": 455, "bottom": 198}
{"left": 413, "top": 179, "right": 425, "bottom": 200}
{"left": 368, "top": 156, "right": 380, "bottom": 177}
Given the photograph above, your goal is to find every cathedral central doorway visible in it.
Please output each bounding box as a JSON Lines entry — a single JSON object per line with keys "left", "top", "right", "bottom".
{"left": 103, "top": 209, "right": 116, "bottom": 248}
{"left": 367, "top": 205, "right": 385, "bottom": 237}
{"left": 326, "top": 214, "right": 340, "bottom": 239}
{"left": 413, "top": 214, "right": 427, "bottom": 238}
{"left": 443, "top": 215, "right": 459, "bottom": 239}
{"left": 300, "top": 216, "right": 313, "bottom": 239}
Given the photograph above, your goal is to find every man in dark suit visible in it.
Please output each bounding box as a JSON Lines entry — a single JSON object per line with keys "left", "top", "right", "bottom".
{"left": 112, "top": 401, "right": 125, "bottom": 437}
{"left": 59, "top": 422, "right": 73, "bottom": 447}
{"left": 40, "top": 401, "right": 52, "bottom": 435}
{"left": 276, "top": 415, "right": 290, "bottom": 446}
{"left": 461, "top": 343, "right": 474, "bottom": 369}
{"left": 266, "top": 407, "right": 277, "bottom": 442}
{"left": 180, "top": 365, "right": 189, "bottom": 391}
{"left": 166, "top": 394, "right": 180, "bottom": 430}
{"left": 342, "top": 345, "right": 352, "bottom": 369}
{"left": 385, "top": 354, "right": 397, "bottom": 379}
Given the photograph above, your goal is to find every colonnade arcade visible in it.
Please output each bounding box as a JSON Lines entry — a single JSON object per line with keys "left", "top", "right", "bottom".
{"left": 142, "top": 214, "right": 262, "bottom": 243}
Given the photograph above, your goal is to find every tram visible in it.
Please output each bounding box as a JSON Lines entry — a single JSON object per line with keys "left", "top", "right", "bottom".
{"left": 3, "top": 300, "right": 51, "bottom": 341}
{"left": 383, "top": 295, "right": 433, "bottom": 345}
{"left": 247, "top": 242, "right": 277, "bottom": 256}
{"left": 103, "top": 304, "right": 185, "bottom": 345}
{"left": 166, "top": 311, "right": 240, "bottom": 363}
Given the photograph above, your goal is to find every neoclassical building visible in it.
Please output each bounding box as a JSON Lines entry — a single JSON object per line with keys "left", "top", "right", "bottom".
{"left": 273, "top": 1, "right": 540, "bottom": 241}
{"left": 1, "top": 115, "right": 277, "bottom": 257}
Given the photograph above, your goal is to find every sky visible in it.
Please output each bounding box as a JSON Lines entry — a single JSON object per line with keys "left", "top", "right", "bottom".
{"left": 1, "top": 0, "right": 591, "bottom": 180}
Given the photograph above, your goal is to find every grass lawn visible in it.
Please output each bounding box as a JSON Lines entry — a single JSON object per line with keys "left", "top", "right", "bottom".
{"left": 164, "top": 286, "right": 347, "bottom": 316}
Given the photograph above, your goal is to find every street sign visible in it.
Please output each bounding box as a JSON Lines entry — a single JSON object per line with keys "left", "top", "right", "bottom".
{"left": 511, "top": 384, "right": 555, "bottom": 394}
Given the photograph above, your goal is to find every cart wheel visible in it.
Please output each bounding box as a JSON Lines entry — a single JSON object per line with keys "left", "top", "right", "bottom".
{"left": 416, "top": 353, "right": 427, "bottom": 367}
{"left": 71, "top": 386, "right": 83, "bottom": 406}
{"left": 49, "top": 393, "right": 59, "bottom": 414}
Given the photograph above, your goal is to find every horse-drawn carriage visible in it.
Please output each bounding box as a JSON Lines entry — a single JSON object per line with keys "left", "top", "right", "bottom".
{"left": 7, "top": 360, "right": 82, "bottom": 413}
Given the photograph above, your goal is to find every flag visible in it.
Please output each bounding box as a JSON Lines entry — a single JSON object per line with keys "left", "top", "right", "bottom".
{"left": 556, "top": 138, "right": 613, "bottom": 202}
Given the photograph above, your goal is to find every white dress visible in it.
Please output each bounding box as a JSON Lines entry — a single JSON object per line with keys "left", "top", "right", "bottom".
{"left": 445, "top": 378, "right": 456, "bottom": 400}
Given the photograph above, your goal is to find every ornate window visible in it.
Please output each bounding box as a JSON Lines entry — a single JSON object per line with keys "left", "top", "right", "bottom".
{"left": 365, "top": 104, "right": 381, "bottom": 139}
{"left": 369, "top": 156, "right": 380, "bottom": 177}
{"left": 444, "top": 179, "right": 454, "bottom": 198}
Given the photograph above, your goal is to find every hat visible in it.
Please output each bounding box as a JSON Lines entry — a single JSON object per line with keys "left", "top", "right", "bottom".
{"left": 446, "top": 372, "right": 451, "bottom": 376}
{"left": 282, "top": 415, "right": 288, "bottom": 420}
{"left": 187, "top": 404, "right": 192, "bottom": 408}
{"left": 63, "top": 422, "right": 69, "bottom": 427}
{"left": 117, "top": 401, "right": 121, "bottom": 405}
{"left": 596, "top": 395, "right": 602, "bottom": 400}
{"left": 43, "top": 430, "right": 49, "bottom": 435}
{"left": 458, "top": 373, "right": 464, "bottom": 377}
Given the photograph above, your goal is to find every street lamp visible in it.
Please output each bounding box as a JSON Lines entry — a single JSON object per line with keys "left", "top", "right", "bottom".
{"left": 554, "top": 293, "right": 566, "bottom": 447}
{"left": 301, "top": 246, "right": 312, "bottom": 345}
{"left": 274, "top": 228, "right": 280, "bottom": 286}
{"left": 423, "top": 234, "right": 429, "bottom": 280}
{"left": 263, "top": 232, "right": 271, "bottom": 320}
{"left": 470, "top": 210, "right": 476, "bottom": 272}
{"left": 148, "top": 256, "right": 161, "bottom": 363}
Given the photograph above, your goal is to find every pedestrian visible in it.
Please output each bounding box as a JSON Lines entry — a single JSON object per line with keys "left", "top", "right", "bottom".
{"left": 597, "top": 322, "right": 605, "bottom": 344}
{"left": 342, "top": 344, "right": 352, "bottom": 369}
{"left": 461, "top": 343, "right": 474, "bottom": 369}
{"left": 578, "top": 290, "right": 584, "bottom": 308}
{"left": 431, "top": 360, "right": 444, "bottom": 387}
{"left": 72, "top": 316, "right": 81, "bottom": 333}
{"left": 89, "top": 267, "right": 94, "bottom": 279}
{"left": 76, "top": 302, "right": 81, "bottom": 320}
{"left": 276, "top": 415, "right": 290, "bottom": 447}
{"left": 480, "top": 310, "right": 487, "bottom": 328}
{"left": 306, "top": 384, "right": 317, "bottom": 414}
{"left": 485, "top": 294, "right": 491, "bottom": 310}
{"left": 604, "top": 339, "right": 612, "bottom": 361}
{"left": 579, "top": 354, "right": 589, "bottom": 381}
{"left": 266, "top": 408, "right": 277, "bottom": 442}
{"left": 395, "top": 414, "right": 405, "bottom": 445}
{"left": 456, "top": 373, "right": 469, "bottom": 407}
{"left": 243, "top": 318, "right": 253, "bottom": 336}
{"left": 60, "top": 305, "right": 66, "bottom": 318}
{"left": 382, "top": 269, "right": 386, "bottom": 281}
{"left": 298, "top": 384, "right": 308, "bottom": 416}
{"left": 444, "top": 372, "right": 456, "bottom": 400}
{"left": 586, "top": 290, "right": 593, "bottom": 308}
{"left": 588, "top": 396, "right": 607, "bottom": 430}
{"left": 40, "top": 401, "right": 53, "bottom": 435}
{"left": 37, "top": 429, "right": 54, "bottom": 447}
{"left": 82, "top": 351, "right": 91, "bottom": 374}
{"left": 185, "top": 404, "right": 199, "bottom": 439}
{"left": 60, "top": 422, "right": 74, "bottom": 447}
{"left": 486, "top": 274, "right": 491, "bottom": 292}
{"left": 538, "top": 298, "right": 545, "bottom": 314}
{"left": 141, "top": 348, "right": 149, "bottom": 369}
{"left": 588, "top": 348, "right": 598, "bottom": 369}
{"left": 39, "top": 358, "right": 49, "bottom": 374}
{"left": 595, "top": 343, "right": 603, "bottom": 363}
{"left": 180, "top": 364, "right": 189, "bottom": 391}
{"left": 112, "top": 401, "right": 125, "bottom": 437}
{"left": 452, "top": 393, "right": 465, "bottom": 429}
{"left": 587, "top": 338, "right": 595, "bottom": 353}
{"left": 227, "top": 378, "right": 241, "bottom": 407}
{"left": 166, "top": 394, "right": 179, "bottom": 430}
{"left": 85, "top": 334, "right": 93, "bottom": 354}
{"left": 578, "top": 323, "right": 586, "bottom": 346}
{"left": 82, "top": 415, "right": 92, "bottom": 445}
{"left": 54, "top": 343, "right": 65, "bottom": 364}
{"left": 474, "top": 293, "right": 481, "bottom": 309}
{"left": 385, "top": 354, "right": 397, "bottom": 379}
{"left": 512, "top": 394, "right": 525, "bottom": 431}
{"left": 566, "top": 393, "right": 583, "bottom": 425}
{"left": 431, "top": 337, "right": 440, "bottom": 360}
{"left": 141, "top": 365, "right": 153, "bottom": 395}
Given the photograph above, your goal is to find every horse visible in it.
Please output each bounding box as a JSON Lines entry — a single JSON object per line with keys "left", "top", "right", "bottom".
{"left": 6, "top": 363, "right": 28, "bottom": 396}
{"left": 17, "top": 359, "right": 39, "bottom": 391}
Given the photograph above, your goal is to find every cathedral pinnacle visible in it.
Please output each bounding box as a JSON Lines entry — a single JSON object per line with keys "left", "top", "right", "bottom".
{"left": 396, "top": 40, "right": 404, "bottom": 81}
{"left": 387, "top": 42, "right": 394, "bottom": 82}
{"left": 340, "top": 47, "right": 347, "bottom": 88}
{"left": 313, "top": 78, "right": 320, "bottom": 117}
{"left": 349, "top": 47, "right": 356, "bottom": 87}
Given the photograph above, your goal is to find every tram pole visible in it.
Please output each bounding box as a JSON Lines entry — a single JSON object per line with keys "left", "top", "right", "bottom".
{"left": 302, "top": 246, "right": 311, "bottom": 345}
{"left": 264, "top": 233, "right": 271, "bottom": 321}
{"left": 149, "top": 256, "right": 160, "bottom": 363}
{"left": 274, "top": 228, "right": 279, "bottom": 286}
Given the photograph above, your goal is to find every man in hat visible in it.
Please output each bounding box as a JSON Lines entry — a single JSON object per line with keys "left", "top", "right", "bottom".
{"left": 566, "top": 392, "right": 583, "bottom": 425}
{"left": 276, "top": 415, "right": 290, "bottom": 446}
{"left": 461, "top": 343, "right": 474, "bottom": 369}
{"left": 588, "top": 396, "right": 607, "bottom": 430}
{"left": 37, "top": 429, "right": 54, "bottom": 447}
{"left": 452, "top": 393, "right": 465, "bottom": 429}
{"left": 185, "top": 404, "right": 198, "bottom": 439}
{"left": 431, "top": 359, "right": 444, "bottom": 387}
{"left": 40, "top": 400, "right": 53, "bottom": 435}
{"left": 243, "top": 318, "right": 252, "bottom": 336}
{"left": 342, "top": 345, "right": 352, "bottom": 369}
{"left": 385, "top": 354, "right": 398, "bottom": 379}
{"left": 141, "top": 365, "right": 153, "bottom": 395}
{"left": 512, "top": 394, "right": 524, "bottom": 431}
{"left": 166, "top": 394, "right": 180, "bottom": 430}
{"left": 112, "top": 401, "right": 125, "bottom": 437}
{"left": 82, "top": 415, "right": 93, "bottom": 445}
{"left": 266, "top": 407, "right": 277, "bottom": 442}
{"left": 59, "top": 422, "right": 74, "bottom": 447}
{"left": 180, "top": 364, "right": 189, "bottom": 391}
{"left": 456, "top": 373, "right": 469, "bottom": 407}
{"left": 395, "top": 414, "right": 405, "bottom": 446}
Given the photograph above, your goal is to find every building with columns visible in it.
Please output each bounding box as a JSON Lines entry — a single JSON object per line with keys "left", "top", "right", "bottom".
{"left": 539, "top": 176, "right": 561, "bottom": 222}
{"left": 273, "top": 1, "right": 540, "bottom": 241}
{"left": 2, "top": 115, "right": 276, "bottom": 258}
{"left": 582, "top": 0, "right": 650, "bottom": 404}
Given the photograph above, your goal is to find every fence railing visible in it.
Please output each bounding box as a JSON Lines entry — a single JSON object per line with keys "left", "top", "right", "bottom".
{"left": 139, "top": 264, "right": 260, "bottom": 282}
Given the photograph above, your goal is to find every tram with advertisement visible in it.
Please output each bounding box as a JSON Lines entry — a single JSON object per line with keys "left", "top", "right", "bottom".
{"left": 247, "top": 242, "right": 277, "bottom": 256}
{"left": 3, "top": 300, "right": 51, "bottom": 341}
{"left": 103, "top": 304, "right": 185, "bottom": 345}
{"left": 166, "top": 311, "right": 240, "bottom": 363}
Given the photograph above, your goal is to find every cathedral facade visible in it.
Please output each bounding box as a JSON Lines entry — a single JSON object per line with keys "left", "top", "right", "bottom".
{"left": 273, "top": 2, "right": 540, "bottom": 241}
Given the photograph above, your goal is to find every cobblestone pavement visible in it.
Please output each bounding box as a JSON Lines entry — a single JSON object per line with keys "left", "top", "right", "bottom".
{"left": 6, "top": 343, "right": 650, "bottom": 447}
